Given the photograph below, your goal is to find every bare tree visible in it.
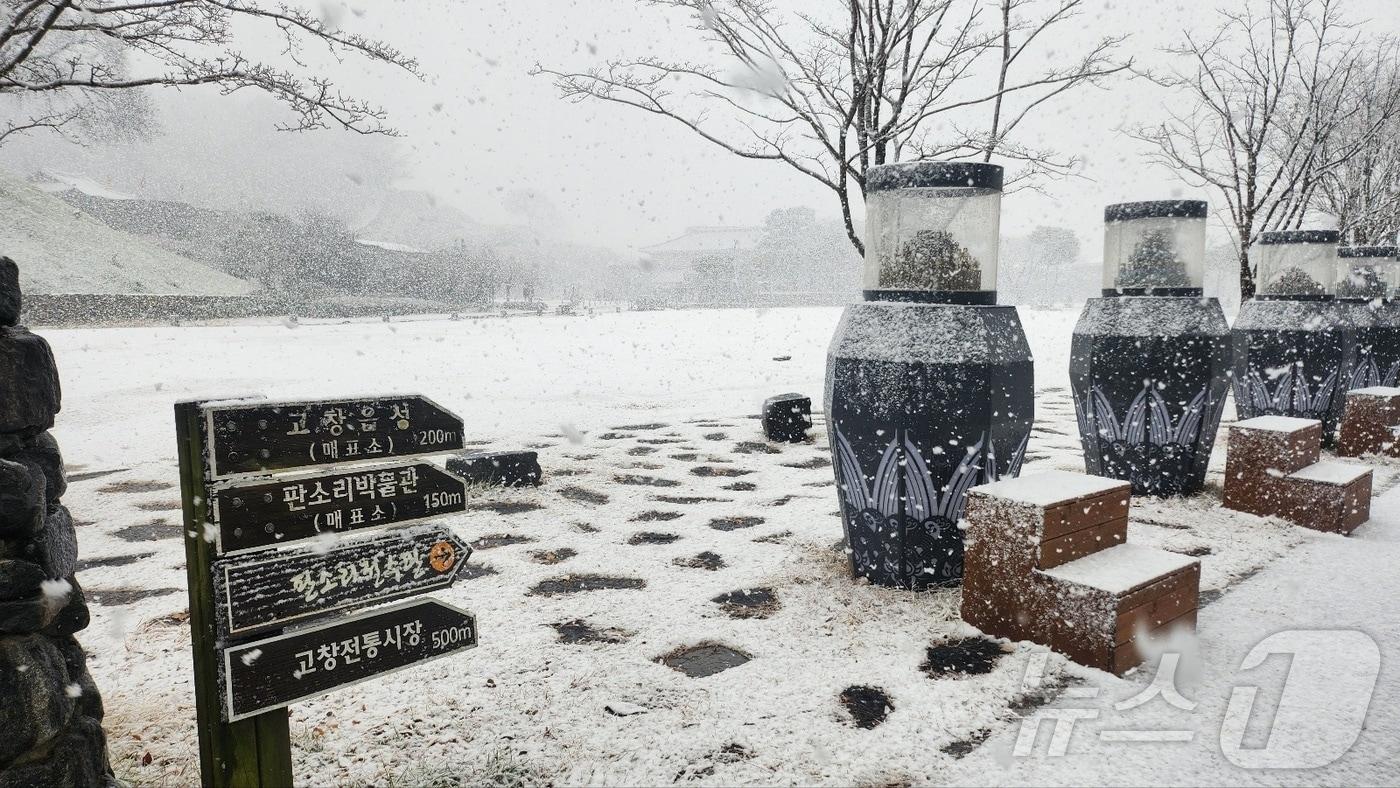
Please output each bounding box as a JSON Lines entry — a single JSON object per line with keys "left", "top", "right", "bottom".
{"left": 1132, "top": 0, "right": 1397, "bottom": 298}
{"left": 1311, "top": 40, "right": 1400, "bottom": 244}
{"left": 0, "top": 1, "right": 419, "bottom": 145}
{"left": 533, "top": 0, "right": 1129, "bottom": 256}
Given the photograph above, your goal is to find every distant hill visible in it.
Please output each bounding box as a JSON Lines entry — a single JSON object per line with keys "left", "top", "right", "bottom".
{"left": 353, "top": 189, "right": 482, "bottom": 251}
{"left": 0, "top": 169, "right": 253, "bottom": 296}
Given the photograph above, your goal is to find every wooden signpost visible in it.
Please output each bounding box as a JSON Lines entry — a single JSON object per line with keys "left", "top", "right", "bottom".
{"left": 214, "top": 525, "right": 469, "bottom": 637}
{"left": 211, "top": 461, "right": 468, "bottom": 555}
{"left": 223, "top": 599, "right": 478, "bottom": 722}
{"left": 177, "top": 394, "right": 476, "bottom": 788}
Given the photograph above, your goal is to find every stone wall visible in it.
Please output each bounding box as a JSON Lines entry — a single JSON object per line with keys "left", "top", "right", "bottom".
{"left": 0, "top": 256, "right": 114, "bottom": 787}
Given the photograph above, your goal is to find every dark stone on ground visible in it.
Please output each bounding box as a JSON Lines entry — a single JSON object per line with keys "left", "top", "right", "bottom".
{"left": 1173, "top": 545, "right": 1213, "bottom": 557}
{"left": 10, "top": 432, "right": 64, "bottom": 503}
{"left": 613, "top": 474, "right": 680, "bottom": 487}
{"left": 134, "top": 499, "right": 181, "bottom": 512}
{"left": 87, "top": 587, "right": 180, "bottom": 606}
{"left": 669, "top": 453, "right": 699, "bottom": 461}
{"left": 621, "top": 461, "right": 663, "bottom": 470}
{"left": 530, "top": 548, "right": 577, "bottom": 565}
{"left": 0, "top": 458, "right": 44, "bottom": 537}
{"left": 469, "top": 500, "right": 545, "bottom": 515}
{"left": 594, "top": 432, "right": 632, "bottom": 440}
{"left": 921, "top": 637, "right": 1008, "bottom": 678}
{"left": 763, "top": 393, "right": 812, "bottom": 443}
{"left": 802, "top": 480, "right": 834, "bottom": 488}
{"left": 550, "top": 619, "right": 632, "bottom": 644}
{"left": 721, "top": 482, "right": 757, "bottom": 492}
{"left": 530, "top": 574, "right": 646, "bottom": 596}
{"left": 840, "top": 685, "right": 893, "bottom": 729}
{"left": 766, "top": 495, "right": 798, "bottom": 506}
{"left": 471, "top": 534, "right": 535, "bottom": 550}
{"left": 941, "top": 728, "right": 991, "bottom": 758}
{"left": 781, "top": 456, "right": 831, "bottom": 469}
{"left": 0, "top": 256, "right": 19, "bottom": 327}
{"left": 572, "top": 523, "right": 600, "bottom": 534}
{"left": 0, "top": 327, "right": 61, "bottom": 435}
{"left": 564, "top": 454, "right": 598, "bottom": 461}
{"left": 74, "top": 553, "right": 154, "bottom": 572}
{"left": 111, "top": 519, "right": 180, "bottom": 542}
{"left": 447, "top": 450, "right": 542, "bottom": 488}
{"left": 690, "top": 466, "right": 753, "bottom": 478}
{"left": 709, "top": 516, "right": 764, "bottom": 532}
{"left": 96, "top": 480, "right": 171, "bottom": 494}
{"left": 653, "top": 495, "right": 731, "bottom": 505}
{"left": 637, "top": 438, "right": 686, "bottom": 445}
{"left": 628, "top": 532, "right": 680, "bottom": 545}
{"left": 559, "top": 485, "right": 609, "bottom": 505}
{"left": 458, "top": 563, "right": 499, "bottom": 581}
{"left": 659, "top": 643, "right": 751, "bottom": 678}
{"left": 673, "top": 552, "right": 726, "bottom": 571}
{"left": 732, "top": 441, "right": 782, "bottom": 455}
{"left": 631, "top": 510, "right": 683, "bottom": 522}
{"left": 626, "top": 446, "right": 658, "bottom": 456}
{"left": 702, "top": 432, "right": 728, "bottom": 441}
{"left": 711, "top": 587, "right": 779, "bottom": 619}
{"left": 64, "top": 468, "right": 126, "bottom": 484}
{"left": 753, "top": 531, "right": 793, "bottom": 544}
{"left": 550, "top": 468, "right": 587, "bottom": 476}
{"left": 610, "top": 423, "right": 669, "bottom": 431}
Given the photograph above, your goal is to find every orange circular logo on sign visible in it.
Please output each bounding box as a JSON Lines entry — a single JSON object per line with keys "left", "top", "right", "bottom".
{"left": 428, "top": 541, "right": 457, "bottom": 573}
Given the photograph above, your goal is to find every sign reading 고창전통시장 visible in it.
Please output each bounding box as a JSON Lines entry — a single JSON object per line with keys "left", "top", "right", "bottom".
{"left": 210, "top": 461, "right": 469, "bottom": 555}
{"left": 213, "top": 525, "right": 469, "bottom": 637}
{"left": 203, "top": 395, "right": 465, "bottom": 479}
{"left": 222, "top": 598, "right": 478, "bottom": 722}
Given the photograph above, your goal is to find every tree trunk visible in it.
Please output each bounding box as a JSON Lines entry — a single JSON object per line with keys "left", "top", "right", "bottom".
{"left": 839, "top": 185, "right": 866, "bottom": 258}
{"left": 1238, "top": 246, "right": 1255, "bottom": 301}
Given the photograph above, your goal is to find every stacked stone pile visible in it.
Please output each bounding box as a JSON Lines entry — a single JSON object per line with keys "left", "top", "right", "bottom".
{"left": 0, "top": 256, "right": 113, "bottom": 787}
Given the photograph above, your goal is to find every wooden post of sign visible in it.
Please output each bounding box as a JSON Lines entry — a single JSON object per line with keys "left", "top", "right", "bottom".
{"left": 176, "top": 400, "right": 294, "bottom": 788}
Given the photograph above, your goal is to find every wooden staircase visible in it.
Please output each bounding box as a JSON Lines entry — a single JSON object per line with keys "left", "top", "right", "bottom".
{"left": 1223, "top": 416, "right": 1370, "bottom": 534}
{"left": 962, "top": 470, "right": 1200, "bottom": 675}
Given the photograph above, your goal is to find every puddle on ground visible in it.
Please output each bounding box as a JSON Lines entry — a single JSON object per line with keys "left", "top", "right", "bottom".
{"left": 659, "top": 643, "right": 752, "bottom": 678}
{"left": 921, "top": 637, "right": 1009, "bottom": 677}
{"left": 709, "top": 516, "right": 764, "bottom": 532}
{"left": 530, "top": 574, "right": 646, "bottom": 596}
{"left": 711, "top": 588, "right": 779, "bottom": 619}
{"left": 840, "top": 685, "right": 893, "bottom": 729}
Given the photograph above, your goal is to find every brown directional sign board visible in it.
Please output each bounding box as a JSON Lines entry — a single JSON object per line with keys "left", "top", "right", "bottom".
{"left": 222, "top": 598, "right": 478, "bottom": 722}
{"left": 210, "top": 462, "right": 469, "bottom": 555}
{"left": 214, "top": 525, "right": 470, "bottom": 638}
{"left": 203, "top": 395, "right": 465, "bottom": 480}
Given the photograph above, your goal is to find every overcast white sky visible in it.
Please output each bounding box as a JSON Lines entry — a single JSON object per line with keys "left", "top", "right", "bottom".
{"left": 13, "top": 0, "right": 1400, "bottom": 253}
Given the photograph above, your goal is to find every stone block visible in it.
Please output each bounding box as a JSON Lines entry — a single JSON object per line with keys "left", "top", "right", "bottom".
{"left": 762, "top": 393, "right": 812, "bottom": 443}
{"left": 0, "top": 459, "right": 45, "bottom": 538}
{"left": 1337, "top": 386, "right": 1400, "bottom": 457}
{"left": 447, "top": 450, "right": 542, "bottom": 487}
{"left": 9, "top": 433, "right": 64, "bottom": 504}
{"left": 0, "top": 257, "right": 17, "bottom": 328}
{"left": 0, "top": 328, "right": 60, "bottom": 437}
{"left": 0, "top": 635, "right": 75, "bottom": 766}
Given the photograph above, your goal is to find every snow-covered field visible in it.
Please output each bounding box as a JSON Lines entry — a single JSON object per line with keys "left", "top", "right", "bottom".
{"left": 43, "top": 306, "right": 1400, "bottom": 786}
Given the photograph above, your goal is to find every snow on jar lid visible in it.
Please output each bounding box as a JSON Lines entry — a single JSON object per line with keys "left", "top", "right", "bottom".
{"left": 1337, "top": 245, "right": 1399, "bottom": 301}
{"left": 1255, "top": 230, "right": 1340, "bottom": 299}
{"left": 862, "top": 161, "right": 1002, "bottom": 305}
{"left": 1101, "top": 200, "right": 1208, "bottom": 296}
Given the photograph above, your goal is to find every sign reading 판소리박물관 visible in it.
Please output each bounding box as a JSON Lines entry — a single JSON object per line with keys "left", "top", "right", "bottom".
{"left": 210, "top": 462, "right": 469, "bottom": 555}
{"left": 222, "top": 598, "right": 478, "bottom": 722}
{"left": 203, "top": 395, "right": 465, "bottom": 479}
{"left": 214, "top": 525, "right": 469, "bottom": 637}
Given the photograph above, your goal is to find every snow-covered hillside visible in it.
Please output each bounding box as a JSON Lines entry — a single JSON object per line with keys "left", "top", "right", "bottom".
{"left": 0, "top": 168, "right": 253, "bottom": 296}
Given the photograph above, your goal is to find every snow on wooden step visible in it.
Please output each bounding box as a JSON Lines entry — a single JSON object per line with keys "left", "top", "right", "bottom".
{"left": 1234, "top": 415, "right": 1320, "bottom": 433}
{"left": 972, "top": 469, "right": 1128, "bottom": 508}
{"left": 1039, "top": 543, "right": 1198, "bottom": 595}
{"left": 1289, "top": 459, "right": 1370, "bottom": 486}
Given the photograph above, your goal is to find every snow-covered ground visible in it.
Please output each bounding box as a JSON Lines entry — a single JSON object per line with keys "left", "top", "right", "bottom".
{"left": 45, "top": 306, "right": 1400, "bottom": 786}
